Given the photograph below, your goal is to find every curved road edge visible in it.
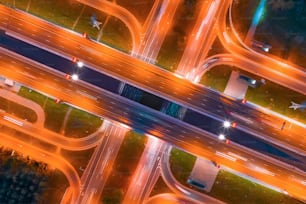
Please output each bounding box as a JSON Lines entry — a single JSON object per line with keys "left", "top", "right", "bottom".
{"left": 0, "top": 131, "right": 81, "bottom": 204}
{"left": 160, "top": 145, "right": 226, "bottom": 204}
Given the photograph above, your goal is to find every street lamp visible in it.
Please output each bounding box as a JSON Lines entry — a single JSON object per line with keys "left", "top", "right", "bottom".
{"left": 223, "top": 120, "right": 231, "bottom": 128}
{"left": 218, "top": 134, "right": 226, "bottom": 140}
{"left": 77, "top": 61, "right": 84, "bottom": 68}
{"left": 71, "top": 74, "right": 79, "bottom": 81}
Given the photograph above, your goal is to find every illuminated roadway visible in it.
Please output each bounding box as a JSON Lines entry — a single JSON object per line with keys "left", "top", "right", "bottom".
{"left": 177, "top": 0, "right": 224, "bottom": 77}
{"left": 227, "top": 0, "right": 306, "bottom": 75}
{"left": 0, "top": 46, "right": 305, "bottom": 201}
{"left": 123, "top": 137, "right": 167, "bottom": 204}
{"left": 76, "top": 0, "right": 142, "bottom": 53}
{"left": 160, "top": 146, "right": 225, "bottom": 204}
{"left": 1, "top": 2, "right": 302, "bottom": 202}
{"left": 2, "top": 28, "right": 305, "bottom": 165}
{"left": 0, "top": 5, "right": 304, "bottom": 156}
{"left": 135, "top": 0, "right": 180, "bottom": 62}
{"left": 196, "top": 53, "right": 306, "bottom": 150}
{"left": 145, "top": 193, "right": 200, "bottom": 204}
{"left": 0, "top": 88, "right": 45, "bottom": 126}
{"left": 76, "top": 121, "right": 127, "bottom": 204}
{"left": 215, "top": 0, "right": 306, "bottom": 94}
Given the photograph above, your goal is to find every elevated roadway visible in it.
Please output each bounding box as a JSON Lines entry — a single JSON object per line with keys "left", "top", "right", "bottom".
{"left": 0, "top": 48, "right": 305, "bottom": 201}
{"left": 0, "top": 5, "right": 304, "bottom": 155}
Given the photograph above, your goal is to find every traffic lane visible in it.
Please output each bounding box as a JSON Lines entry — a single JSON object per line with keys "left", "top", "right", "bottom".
{"left": 0, "top": 5, "right": 304, "bottom": 167}
{"left": 90, "top": 126, "right": 127, "bottom": 203}
{"left": 78, "top": 125, "right": 126, "bottom": 204}
{"left": 60, "top": 39, "right": 306, "bottom": 151}
{"left": 193, "top": 62, "right": 306, "bottom": 151}
{"left": 91, "top": 54, "right": 305, "bottom": 155}
{"left": 0, "top": 34, "right": 305, "bottom": 160}
{"left": 171, "top": 135, "right": 306, "bottom": 201}
{"left": 4, "top": 2, "right": 304, "bottom": 200}
{"left": 183, "top": 109, "right": 306, "bottom": 169}
{"left": 0, "top": 110, "right": 104, "bottom": 151}
{"left": 79, "top": 131, "right": 111, "bottom": 198}
{"left": 123, "top": 139, "right": 165, "bottom": 204}
{"left": 5, "top": 29, "right": 298, "bottom": 159}
{"left": 2, "top": 47, "right": 303, "bottom": 183}
{"left": 224, "top": 0, "right": 306, "bottom": 80}
{"left": 160, "top": 146, "right": 226, "bottom": 204}
{"left": 216, "top": 2, "right": 306, "bottom": 90}
{"left": 1, "top": 50, "right": 304, "bottom": 179}
{"left": 0, "top": 8, "right": 280, "bottom": 114}
{"left": 0, "top": 57, "right": 107, "bottom": 151}
{"left": 1, "top": 54, "right": 305, "bottom": 201}
{"left": 2, "top": 6, "right": 305, "bottom": 99}
{"left": 1, "top": 5, "right": 302, "bottom": 140}
{"left": 0, "top": 32, "right": 121, "bottom": 93}
{"left": 0, "top": 123, "right": 57, "bottom": 153}
{"left": 139, "top": 0, "right": 180, "bottom": 59}
{"left": 234, "top": 43, "right": 306, "bottom": 82}
{"left": 177, "top": 0, "right": 223, "bottom": 73}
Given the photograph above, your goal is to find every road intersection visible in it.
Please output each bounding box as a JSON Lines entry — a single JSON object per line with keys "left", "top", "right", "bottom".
{"left": 0, "top": 1, "right": 305, "bottom": 203}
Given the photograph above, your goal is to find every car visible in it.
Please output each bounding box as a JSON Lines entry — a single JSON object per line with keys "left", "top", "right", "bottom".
{"left": 65, "top": 74, "right": 71, "bottom": 79}
{"left": 238, "top": 74, "right": 258, "bottom": 88}
{"left": 241, "top": 98, "right": 247, "bottom": 104}
{"left": 4, "top": 79, "right": 14, "bottom": 87}
{"left": 187, "top": 178, "right": 206, "bottom": 190}
{"left": 251, "top": 40, "right": 272, "bottom": 52}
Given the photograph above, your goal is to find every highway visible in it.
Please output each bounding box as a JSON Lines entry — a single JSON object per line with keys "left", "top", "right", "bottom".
{"left": 76, "top": 121, "right": 127, "bottom": 204}
{"left": 0, "top": 2, "right": 303, "bottom": 202}
{"left": 0, "top": 47, "right": 305, "bottom": 201}
{"left": 177, "top": 0, "right": 224, "bottom": 77}
{"left": 0, "top": 6, "right": 304, "bottom": 157}
{"left": 135, "top": 0, "right": 180, "bottom": 62}
{"left": 123, "top": 137, "right": 166, "bottom": 204}
{"left": 196, "top": 53, "right": 306, "bottom": 145}
{"left": 1, "top": 30, "right": 304, "bottom": 167}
